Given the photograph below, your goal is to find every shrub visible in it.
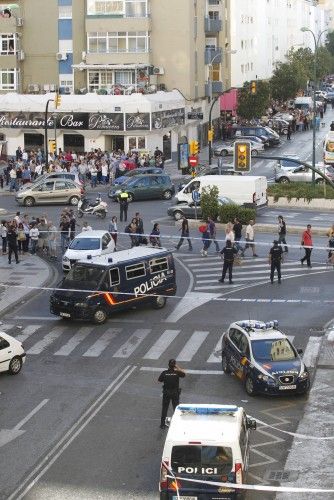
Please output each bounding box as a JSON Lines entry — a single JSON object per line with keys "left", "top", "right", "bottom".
{"left": 268, "top": 182, "right": 334, "bottom": 202}
{"left": 200, "top": 185, "right": 220, "bottom": 220}
{"left": 219, "top": 205, "right": 256, "bottom": 224}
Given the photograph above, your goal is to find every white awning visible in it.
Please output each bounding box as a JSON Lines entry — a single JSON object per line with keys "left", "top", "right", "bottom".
{"left": 72, "top": 62, "right": 149, "bottom": 71}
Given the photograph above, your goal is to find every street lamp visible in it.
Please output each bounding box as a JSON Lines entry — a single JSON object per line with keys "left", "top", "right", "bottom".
{"left": 300, "top": 27, "right": 328, "bottom": 184}
{"left": 208, "top": 48, "right": 237, "bottom": 165}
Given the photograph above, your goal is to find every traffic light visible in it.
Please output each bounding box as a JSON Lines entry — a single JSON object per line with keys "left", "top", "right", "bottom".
{"left": 233, "top": 141, "right": 251, "bottom": 172}
{"left": 189, "top": 140, "right": 195, "bottom": 155}
{"left": 48, "top": 140, "right": 56, "bottom": 154}
{"left": 208, "top": 129, "right": 214, "bottom": 142}
{"left": 54, "top": 93, "right": 61, "bottom": 108}
{"left": 250, "top": 81, "right": 257, "bottom": 95}
{"left": 193, "top": 140, "right": 199, "bottom": 156}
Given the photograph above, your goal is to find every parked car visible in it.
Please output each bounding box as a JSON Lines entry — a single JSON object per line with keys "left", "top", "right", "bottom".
{"left": 112, "top": 167, "right": 163, "bottom": 186}
{"left": 275, "top": 162, "right": 334, "bottom": 184}
{"left": 274, "top": 154, "right": 301, "bottom": 171}
{"left": 62, "top": 230, "right": 115, "bottom": 272}
{"left": 167, "top": 196, "right": 235, "bottom": 220}
{"left": 18, "top": 172, "right": 82, "bottom": 191}
{"left": 235, "top": 134, "right": 270, "bottom": 148}
{"left": 108, "top": 174, "right": 175, "bottom": 202}
{"left": 213, "top": 138, "right": 264, "bottom": 157}
{"left": 0, "top": 332, "right": 26, "bottom": 375}
{"left": 15, "top": 178, "right": 84, "bottom": 206}
{"left": 235, "top": 126, "right": 280, "bottom": 146}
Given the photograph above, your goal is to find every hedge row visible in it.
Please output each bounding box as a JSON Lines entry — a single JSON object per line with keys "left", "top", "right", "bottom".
{"left": 268, "top": 182, "right": 334, "bottom": 202}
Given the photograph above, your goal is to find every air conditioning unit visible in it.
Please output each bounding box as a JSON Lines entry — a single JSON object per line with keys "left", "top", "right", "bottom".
{"left": 49, "top": 84, "right": 56, "bottom": 92}
{"left": 43, "top": 84, "right": 50, "bottom": 91}
{"left": 27, "top": 83, "right": 40, "bottom": 93}
{"left": 56, "top": 52, "right": 67, "bottom": 61}
{"left": 59, "top": 86, "right": 71, "bottom": 94}
{"left": 153, "top": 66, "right": 165, "bottom": 75}
{"left": 18, "top": 50, "right": 25, "bottom": 61}
{"left": 82, "top": 51, "right": 86, "bottom": 61}
{"left": 16, "top": 17, "right": 24, "bottom": 27}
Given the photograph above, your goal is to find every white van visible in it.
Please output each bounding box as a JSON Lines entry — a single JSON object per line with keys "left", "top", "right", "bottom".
{"left": 323, "top": 131, "right": 334, "bottom": 165}
{"left": 159, "top": 404, "right": 256, "bottom": 500}
{"left": 294, "top": 96, "right": 313, "bottom": 111}
{"left": 175, "top": 175, "right": 267, "bottom": 208}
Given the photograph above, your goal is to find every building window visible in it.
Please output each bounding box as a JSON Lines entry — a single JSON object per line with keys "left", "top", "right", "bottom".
{"left": 59, "top": 5, "right": 72, "bottom": 19}
{"left": 0, "top": 69, "right": 17, "bottom": 90}
{"left": 114, "top": 70, "right": 135, "bottom": 85}
{"left": 87, "top": 0, "right": 148, "bottom": 17}
{"left": 87, "top": 31, "right": 149, "bottom": 53}
{"left": 59, "top": 74, "right": 74, "bottom": 92}
{"left": 125, "top": 1, "right": 148, "bottom": 17}
{"left": 87, "top": 69, "right": 135, "bottom": 91}
{"left": 59, "top": 39, "right": 73, "bottom": 54}
{"left": 0, "top": 34, "right": 16, "bottom": 55}
{"left": 128, "top": 136, "right": 146, "bottom": 150}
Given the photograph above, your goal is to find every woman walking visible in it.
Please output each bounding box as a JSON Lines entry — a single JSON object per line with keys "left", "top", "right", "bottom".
{"left": 109, "top": 216, "right": 118, "bottom": 251}
{"left": 327, "top": 224, "right": 334, "bottom": 265}
{"left": 150, "top": 223, "right": 161, "bottom": 247}
{"left": 200, "top": 223, "right": 211, "bottom": 257}
{"left": 1, "top": 220, "right": 7, "bottom": 254}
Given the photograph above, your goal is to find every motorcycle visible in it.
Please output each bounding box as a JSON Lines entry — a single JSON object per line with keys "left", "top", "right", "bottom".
{"left": 77, "top": 193, "right": 108, "bottom": 219}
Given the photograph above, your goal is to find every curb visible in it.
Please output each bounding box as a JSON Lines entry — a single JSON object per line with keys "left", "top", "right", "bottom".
{"left": 0, "top": 255, "right": 56, "bottom": 319}
{"left": 317, "top": 321, "right": 334, "bottom": 370}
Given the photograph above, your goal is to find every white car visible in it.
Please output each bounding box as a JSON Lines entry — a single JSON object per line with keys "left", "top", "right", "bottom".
{"left": 0, "top": 332, "right": 26, "bottom": 375}
{"left": 214, "top": 139, "right": 264, "bottom": 157}
{"left": 62, "top": 230, "right": 115, "bottom": 272}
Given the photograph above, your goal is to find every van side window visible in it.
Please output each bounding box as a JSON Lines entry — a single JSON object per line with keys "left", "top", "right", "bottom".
{"left": 150, "top": 257, "right": 168, "bottom": 274}
{"left": 126, "top": 262, "right": 146, "bottom": 280}
{"left": 109, "top": 268, "right": 120, "bottom": 286}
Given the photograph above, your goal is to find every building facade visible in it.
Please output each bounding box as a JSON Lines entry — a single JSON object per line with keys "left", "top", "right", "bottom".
{"left": 0, "top": 0, "right": 228, "bottom": 157}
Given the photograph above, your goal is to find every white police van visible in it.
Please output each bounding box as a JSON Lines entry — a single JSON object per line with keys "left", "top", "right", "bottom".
{"left": 159, "top": 404, "right": 256, "bottom": 500}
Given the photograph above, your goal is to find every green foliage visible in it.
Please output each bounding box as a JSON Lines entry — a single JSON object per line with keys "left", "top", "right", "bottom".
{"left": 236, "top": 80, "right": 271, "bottom": 120}
{"left": 219, "top": 205, "right": 256, "bottom": 224}
{"left": 326, "top": 31, "right": 334, "bottom": 57}
{"left": 200, "top": 185, "right": 220, "bottom": 220}
{"left": 268, "top": 182, "right": 334, "bottom": 203}
{"left": 270, "top": 61, "right": 307, "bottom": 101}
{"left": 286, "top": 46, "right": 334, "bottom": 82}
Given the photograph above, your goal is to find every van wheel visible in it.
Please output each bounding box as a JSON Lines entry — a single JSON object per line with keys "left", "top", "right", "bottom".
{"left": 152, "top": 295, "right": 166, "bottom": 309}
{"left": 278, "top": 177, "right": 290, "bottom": 184}
{"left": 222, "top": 354, "right": 231, "bottom": 374}
{"left": 245, "top": 376, "right": 256, "bottom": 396}
{"left": 93, "top": 308, "right": 108, "bottom": 324}
{"left": 24, "top": 196, "right": 35, "bottom": 207}
{"left": 8, "top": 356, "right": 23, "bottom": 375}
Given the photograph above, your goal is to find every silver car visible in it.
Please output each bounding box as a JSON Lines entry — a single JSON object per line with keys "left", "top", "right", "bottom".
{"left": 15, "top": 179, "right": 83, "bottom": 206}
{"left": 214, "top": 139, "right": 264, "bottom": 157}
{"left": 275, "top": 163, "right": 334, "bottom": 184}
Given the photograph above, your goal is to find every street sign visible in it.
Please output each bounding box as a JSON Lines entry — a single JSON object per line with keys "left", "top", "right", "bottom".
{"left": 187, "top": 112, "right": 204, "bottom": 120}
{"left": 189, "top": 156, "right": 198, "bottom": 167}
{"left": 192, "top": 190, "right": 201, "bottom": 203}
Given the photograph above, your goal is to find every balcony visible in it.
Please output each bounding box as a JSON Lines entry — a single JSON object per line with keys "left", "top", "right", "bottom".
{"left": 205, "top": 47, "right": 222, "bottom": 65}
{"left": 205, "top": 81, "right": 223, "bottom": 96}
{"left": 86, "top": 15, "right": 151, "bottom": 32}
{"left": 205, "top": 17, "right": 222, "bottom": 33}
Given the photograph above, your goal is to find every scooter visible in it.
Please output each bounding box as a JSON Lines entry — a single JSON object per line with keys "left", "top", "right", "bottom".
{"left": 77, "top": 193, "right": 108, "bottom": 219}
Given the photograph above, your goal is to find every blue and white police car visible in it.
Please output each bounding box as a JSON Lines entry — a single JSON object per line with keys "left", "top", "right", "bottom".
{"left": 221, "top": 320, "right": 310, "bottom": 396}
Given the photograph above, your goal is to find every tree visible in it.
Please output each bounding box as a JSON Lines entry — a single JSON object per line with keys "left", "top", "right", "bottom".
{"left": 287, "top": 46, "right": 334, "bottom": 82}
{"left": 325, "top": 31, "right": 334, "bottom": 57}
{"left": 236, "top": 80, "right": 270, "bottom": 120}
{"left": 270, "top": 61, "right": 307, "bottom": 101}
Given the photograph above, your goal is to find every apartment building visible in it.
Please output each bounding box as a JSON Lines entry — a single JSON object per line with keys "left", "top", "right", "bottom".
{"left": 0, "top": 0, "right": 226, "bottom": 157}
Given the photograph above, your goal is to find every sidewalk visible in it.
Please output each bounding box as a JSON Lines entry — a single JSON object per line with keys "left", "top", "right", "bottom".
{"left": 276, "top": 321, "right": 334, "bottom": 499}
{"left": 0, "top": 253, "right": 52, "bottom": 317}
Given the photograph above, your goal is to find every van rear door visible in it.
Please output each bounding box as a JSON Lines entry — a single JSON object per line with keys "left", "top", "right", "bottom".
{"left": 254, "top": 177, "right": 268, "bottom": 208}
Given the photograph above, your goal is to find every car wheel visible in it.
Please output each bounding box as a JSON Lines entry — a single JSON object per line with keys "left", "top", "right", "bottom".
{"left": 173, "top": 210, "right": 184, "bottom": 221}
{"left": 220, "top": 150, "right": 228, "bottom": 157}
{"left": 163, "top": 190, "right": 172, "bottom": 200}
{"left": 316, "top": 178, "right": 325, "bottom": 185}
{"left": 152, "top": 295, "right": 167, "bottom": 309}
{"left": 93, "top": 308, "right": 108, "bottom": 325}
{"left": 127, "top": 193, "right": 134, "bottom": 202}
{"left": 69, "top": 196, "right": 79, "bottom": 206}
{"left": 24, "top": 196, "right": 35, "bottom": 207}
{"left": 245, "top": 376, "right": 256, "bottom": 396}
{"left": 8, "top": 356, "right": 23, "bottom": 375}
{"left": 278, "top": 177, "right": 290, "bottom": 184}
{"left": 222, "top": 354, "right": 231, "bottom": 374}
{"left": 251, "top": 149, "right": 258, "bottom": 157}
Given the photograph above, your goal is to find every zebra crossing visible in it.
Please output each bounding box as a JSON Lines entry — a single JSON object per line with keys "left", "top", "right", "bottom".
{"left": 0, "top": 321, "right": 321, "bottom": 368}
{"left": 180, "top": 254, "right": 331, "bottom": 291}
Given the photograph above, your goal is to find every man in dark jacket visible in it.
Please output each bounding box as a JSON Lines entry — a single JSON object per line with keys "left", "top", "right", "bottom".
{"left": 158, "top": 359, "right": 185, "bottom": 429}
{"left": 7, "top": 224, "right": 19, "bottom": 264}
{"left": 219, "top": 240, "right": 237, "bottom": 284}
{"left": 269, "top": 240, "right": 283, "bottom": 283}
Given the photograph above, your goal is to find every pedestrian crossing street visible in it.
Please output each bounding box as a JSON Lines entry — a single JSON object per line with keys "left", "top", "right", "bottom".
{"left": 179, "top": 254, "right": 331, "bottom": 291}
{"left": 0, "top": 322, "right": 321, "bottom": 368}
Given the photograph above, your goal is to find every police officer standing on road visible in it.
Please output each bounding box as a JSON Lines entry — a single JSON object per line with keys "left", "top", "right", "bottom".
{"left": 158, "top": 359, "right": 185, "bottom": 429}
{"left": 219, "top": 240, "right": 238, "bottom": 284}
{"left": 118, "top": 189, "right": 129, "bottom": 222}
{"left": 269, "top": 240, "right": 283, "bottom": 284}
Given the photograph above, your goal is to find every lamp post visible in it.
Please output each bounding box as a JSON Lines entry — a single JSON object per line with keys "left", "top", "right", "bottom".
{"left": 300, "top": 27, "right": 328, "bottom": 185}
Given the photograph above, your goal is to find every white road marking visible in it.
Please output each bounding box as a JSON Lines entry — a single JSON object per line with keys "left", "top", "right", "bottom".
{"left": 113, "top": 328, "right": 151, "bottom": 358}
{"left": 140, "top": 366, "right": 224, "bottom": 375}
{"left": 15, "top": 325, "right": 41, "bottom": 343}
{"left": 207, "top": 335, "right": 223, "bottom": 363}
{"left": 82, "top": 328, "right": 121, "bottom": 357}
{"left": 13, "top": 399, "right": 49, "bottom": 430}
{"left": 143, "top": 329, "right": 180, "bottom": 359}
{"left": 27, "top": 327, "right": 65, "bottom": 355}
{"left": 177, "top": 330, "right": 210, "bottom": 362}
{"left": 188, "top": 258, "right": 268, "bottom": 268}
{"left": 54, "top": 327, "right": 92, "bottom": 356}
{"left": 302, "top": 336, "right": 321, "bottom": 368}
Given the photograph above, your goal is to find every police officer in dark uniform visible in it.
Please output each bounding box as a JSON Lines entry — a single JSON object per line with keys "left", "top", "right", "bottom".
{"left": 219, "top": 240, "right": 238, "bottom": 284}
{"left": 118, "top": 189, "right": 129, "bottom": 222}
{"left": 158, "top": 359, "right": 185, "bottom": 429}
{"left": 269, "top": 240, "right": 283, "bottom": 284}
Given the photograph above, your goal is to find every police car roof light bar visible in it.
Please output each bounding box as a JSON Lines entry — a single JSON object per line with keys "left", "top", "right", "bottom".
{"left": 178, "top": 405, "right": 238, "bottom": 415}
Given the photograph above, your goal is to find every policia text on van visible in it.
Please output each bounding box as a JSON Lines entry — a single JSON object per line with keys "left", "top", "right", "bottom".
{"left": 50, "top": 247, "right": 176, "bottom": 324}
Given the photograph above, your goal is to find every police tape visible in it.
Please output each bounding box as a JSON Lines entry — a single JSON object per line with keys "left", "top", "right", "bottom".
{"left": 252, "top": 416, "right": 334, "bottom": 440}
{"left": 165, "top": 474, "right": 334, "bottom": 493}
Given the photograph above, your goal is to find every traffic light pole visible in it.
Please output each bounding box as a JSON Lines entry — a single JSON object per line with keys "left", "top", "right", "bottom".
{"left": 44, "top": 99, "right": 53, "bottom": 168}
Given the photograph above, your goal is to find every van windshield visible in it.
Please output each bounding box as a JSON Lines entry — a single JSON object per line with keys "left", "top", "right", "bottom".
{"left": 171, "top": 445, "right": 233, "bottom": 476}
{"left": 62, "top": 264, "right": 105, "bottom": 291}
{"left": 69, "top": 238, "right": 100, "bottom": 250}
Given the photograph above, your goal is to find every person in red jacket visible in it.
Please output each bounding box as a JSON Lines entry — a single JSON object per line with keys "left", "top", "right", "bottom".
{"left": 301, "top": 224, "right": 313, "bottom": 268}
